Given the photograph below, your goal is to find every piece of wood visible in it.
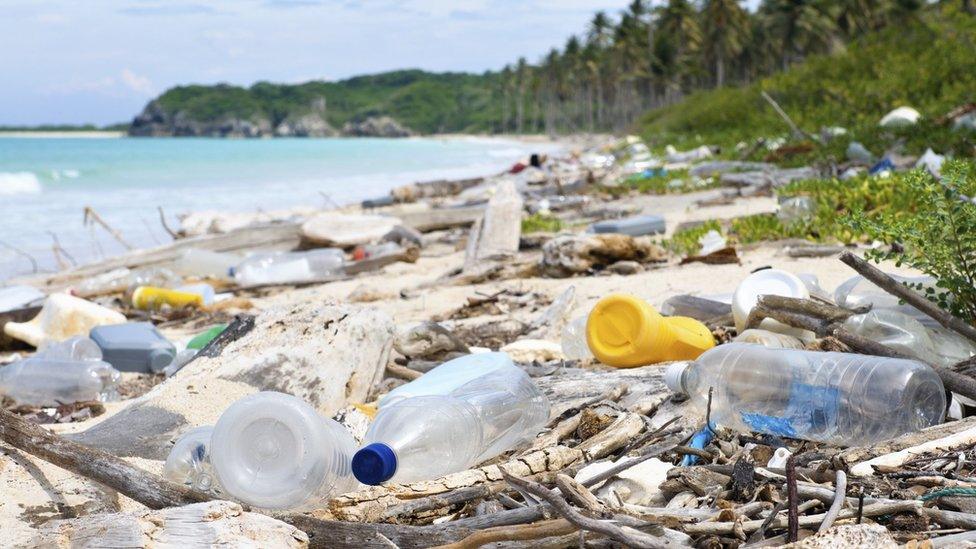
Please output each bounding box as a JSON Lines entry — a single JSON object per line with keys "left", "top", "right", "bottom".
{"left": 385, "top": 362, "right": 423, "bottom": 381}
{"left": 849, "top": 423, "right": 976, "bottom": 477}
{"left": 397, "top": 206, "right": 485, "bottom": 232}
{"left": 12, "top": 222, "right": 302, "bottom": 292}
{"left": 84, "top": 206, "right": 135, "bottom": 250}
{"left": 839, "top": 251, "right": 976, "bottom": 344}
{"left": 786, "top": 456, "right": 799, "bottom": 543}
{"left": 818, "top": 470, "right": 847, "bottom": 533}
{"left": 0, "top": 407, "right": 210, "bottom": 509}
{"left": 681, "top": 500, "right": 920, "bottom": 536}
{"left": 555, "top": 473, "right": 607, "bottom": 513}
{"left": 431, "top": 519, "right": 577, "bottom": 549}
{"left": 502, "top": 470, "right": 669, "bottom": 549}
{"left": 761, "top": 90, "right": 810, "bottom": 140}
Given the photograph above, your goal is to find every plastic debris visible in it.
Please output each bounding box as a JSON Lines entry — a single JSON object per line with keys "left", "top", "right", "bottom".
{"left": 3, "top": 293, "right": 127, "bottom": 348}
{"left": 90, "top": 322, "right": 176, "bottom": 373}
{"left": 879, "top": 106, "right": 921, "bottom": 128}
{"left": 0, "top": 338, "right": 120, "bottom": 406}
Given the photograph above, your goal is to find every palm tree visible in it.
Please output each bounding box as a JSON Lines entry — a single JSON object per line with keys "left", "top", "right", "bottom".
{"left": 514, "top": 57, "right": 529, "bottom": 133}
{"left": 701, "top": 0, "right": 751, "bottom": 87}
{"left": 656, "top": 0, "right": 702, "bottom": 98}
{"left": 761, "top": 0, "right": 839, "bottom": 70}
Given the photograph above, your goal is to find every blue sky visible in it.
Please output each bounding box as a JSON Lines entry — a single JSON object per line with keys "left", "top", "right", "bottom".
{"left": 0, "top": 0, "right": 637, "bottom": 126}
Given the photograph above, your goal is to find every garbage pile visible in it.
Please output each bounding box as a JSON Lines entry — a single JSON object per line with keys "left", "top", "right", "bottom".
{"left": 3, "top": 135, "right": 976, "bottom": 548}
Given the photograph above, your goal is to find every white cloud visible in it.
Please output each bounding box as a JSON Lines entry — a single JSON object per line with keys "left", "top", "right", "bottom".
{"left": 120, "top": 68, "right": 154, "bottom": 95}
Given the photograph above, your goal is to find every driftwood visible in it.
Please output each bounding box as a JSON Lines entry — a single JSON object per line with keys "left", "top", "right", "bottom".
{"left": 0, "top": 407, "right": 209, "bottom": 509}
{"left": 839, "top": 251, "right": 976, "bottom": 344}
{"left": 397, "top": 205, "right": 485, "bottom": 232}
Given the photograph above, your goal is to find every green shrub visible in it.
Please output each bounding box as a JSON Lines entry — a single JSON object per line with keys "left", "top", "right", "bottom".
{"left": 848, "top": 160, "right": 976, "bottom": 322}
{"left": 522, "top": 213, "right": 564, "bottom": 233}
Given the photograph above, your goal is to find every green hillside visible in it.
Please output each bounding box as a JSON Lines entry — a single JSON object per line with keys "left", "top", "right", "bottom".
{"left": 146, "top": 70, "right": 501, "bottom": 135}
{"left": 638, "top": 9, "right": 976, "bottom": 157}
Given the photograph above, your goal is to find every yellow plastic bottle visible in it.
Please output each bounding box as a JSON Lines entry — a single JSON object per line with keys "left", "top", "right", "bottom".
{"left": 132, "top": 286, "right": 204, "bottom": 311}
{"left": 585, "top": 293, "right": 715, "bottom": 368}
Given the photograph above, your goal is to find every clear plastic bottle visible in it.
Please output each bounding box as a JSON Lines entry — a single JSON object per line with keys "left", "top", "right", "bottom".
{"left": 233, "top": 249, "right": 345, "bottom": 286}
{"left": 844, "top": 309, "right": 976, "bottom": 368}
{"left": 174, "top": 249, "right": 238, "bottom": 281}
{"left": 0, "top": 356, "right": 121, "bottom": 406}
{"left": 378, "top": 352, "right": 514, "bottom": 408}
{"left": 561, "top": 315, "right": 594, "bottom": 361}
{"left": 665, "top": 343, "right": 946, "bottom": 445}
{"left": 38, "top": 335, "right": 104, "bottom": 361}
{"left": 353, "top": 356, "right": 551, "bottom": 485}
{"left": 834, "top": 274, "right": 941, "bottom": 327}
{"left": 209, "top": 391, "right": 359, "bottom": 510}
{"left": 163, "top": 425, "right": 220, "bottom": 495}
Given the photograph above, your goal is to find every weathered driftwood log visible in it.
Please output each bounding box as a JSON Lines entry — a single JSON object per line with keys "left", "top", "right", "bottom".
{"left": 839, "top": 251, "right": 976, "bottom": 344}
{"left": 0, "top": 407, "right": 209, "bottom": 509}
{"left": 28, "top": 501, "right": 308, "bottom": 548}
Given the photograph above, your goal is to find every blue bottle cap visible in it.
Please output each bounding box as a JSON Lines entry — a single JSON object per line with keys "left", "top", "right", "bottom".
{"left": 352, "top": 443, "right": 398, "bottom": 485}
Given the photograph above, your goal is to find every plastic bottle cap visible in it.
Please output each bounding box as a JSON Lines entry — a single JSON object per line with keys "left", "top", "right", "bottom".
{"left": 664, "top": 362, "right": 688, "bottom": 394}
{"left": 148, "top": 348, "right": 176, "bottom": 373}
{"left": 352, "top": 443, "right": 398, "bottom": 485}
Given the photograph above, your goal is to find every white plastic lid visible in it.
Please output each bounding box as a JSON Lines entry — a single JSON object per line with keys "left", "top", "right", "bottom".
{"left": 731, "top": 269, "right": 809, "bottom": 331}
{"left": 664, "top": 362, "right": 689, "bottom": 395}
{"left": 210, "top": 391, "right": 332, "bottom": 509}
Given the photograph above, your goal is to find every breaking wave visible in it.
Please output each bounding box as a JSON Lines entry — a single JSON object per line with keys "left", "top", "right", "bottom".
{"left": 0, "top": 172, "right": 42, "bottom": 195}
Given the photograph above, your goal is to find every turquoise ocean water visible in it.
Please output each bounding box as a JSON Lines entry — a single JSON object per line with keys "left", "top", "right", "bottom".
{"left": 0, "top": 136, "right": 552, "bottom": 281}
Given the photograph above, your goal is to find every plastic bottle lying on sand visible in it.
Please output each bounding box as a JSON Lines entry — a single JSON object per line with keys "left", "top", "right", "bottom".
{"left": 38, "top": 335, "right": 104, "bottom": 361}
{"left": 209, "top": 391, "right": 359, "bottom": 509}
{"left": 378, "top": 352, "right": 514, "bottom": 408}
{"left": 233, "top": 249, "right": 345, "bottom": 286}
{"left": 0, "top": 351, "right": 120, "bottom": 406}
{"left": 665, "top": 343, "right": 946, "bottom": 445}
{"left": 733, "top": 329, "right": 805, "bottom": 349}
{"left": 174, "top": 249, "right": 238, "bottom": 281}
{"left": 843, "top": 309, "right": 976, "bottom": 368}
{"left": 352, "top": 354, "right": 550, "bottom": 485}
{"left": 75, "top": 267, "right": 182, "bottom": 296}
{"left": 131, "top": 286, "right": 204, "bottom": 311}
{"left": 585, "top": 294, "right": 715, "bottom": 368}
{"left": 163, "top": 425, "right": 220, "bottom": 495}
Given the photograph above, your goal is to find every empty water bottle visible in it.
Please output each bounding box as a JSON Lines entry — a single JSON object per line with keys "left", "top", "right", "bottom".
{"left": 38, "top": 335, "right": 104, "bottom": 361}
{"left": 209, "top": 391, "right": 359, "bottom": 509}
{"left": 665, "top": 343, "right": 946, "bottom": 445}
{"left": 0, "top": 352, "right": 120, "bottom": 406}
{"left": 844, "top": 309, "right": 976, "bottom": 368}
{"left": 834, "top": 274, "right": 941, "bottom": 327}
{"left": 378, "top": 352, "right": 513, "bottom": 408}
{"left": 353, "top": 353, "right": 550, "bottom": 485}
{"left": 163, "top": 425, "right": 220, "bottom": 495}
{"left": 233, "top": 249, "right": 345, "bottom": 286}
{"left": 174, "top": 249, "right": 238, "bottom": 280}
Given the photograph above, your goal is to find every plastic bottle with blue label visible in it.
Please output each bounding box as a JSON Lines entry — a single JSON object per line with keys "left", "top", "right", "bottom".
{"left": 353, "top": 353, "right": 550, "bottom": 485}
{"left": 664, "top": 343, "right": 946, "bottom": 445}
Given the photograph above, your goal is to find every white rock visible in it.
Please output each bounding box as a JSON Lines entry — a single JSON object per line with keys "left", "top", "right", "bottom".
{"left": 301, "top": 213, "right": 402, "bottom": 248}
{"left": 3, "top": 293, "right": 126, "bottom": 348}
{"left": 27, "top": 500, "right": 308, "bottom": 548}
{"left": 500, "top": 339, "right": 565, "bottom": 362}
{"left": 69, "top": 302, "right": 394, "bottom": 460}
{"left": 787, "top": 523, "right": 897, "bottom": 548}
{"left": 879, "top": 106, "right": 921, "bottom": 128}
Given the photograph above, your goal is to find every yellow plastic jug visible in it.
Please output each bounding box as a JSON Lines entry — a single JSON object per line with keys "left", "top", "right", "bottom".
{"left": 585, "top": 293, "right": 715, "bottom": 368}
{"left": 132, "top": 286, "right": 204, "bottom": 311}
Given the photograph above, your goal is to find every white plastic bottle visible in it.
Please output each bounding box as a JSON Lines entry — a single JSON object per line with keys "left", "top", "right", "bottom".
{"left": 163, "top": 425, "right": 220, "bottom": 495}
{"left": 353, "top": 354, "right": 550, "bottom": 485}
{"left": 233, "top": 249, "right": 345, "bottom": 286}
{"left": 208, "top": 391, "right": 359, "bottom": 509}
{"left": 175, "top": 249, "right": 239, "bottom": 280}
{"left": 665, "top": 343, "right": 946, "bottom": 445}
{"left": 0, "top": 356, "right": 120, "bottom": 406}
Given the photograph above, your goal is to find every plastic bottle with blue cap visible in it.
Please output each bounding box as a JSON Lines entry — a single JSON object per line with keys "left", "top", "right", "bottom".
{"left": 664, "top": 343, "right": 946, "bottom": 445}
{"left": 352, "top": 352, "right": 550, "bottom": 485}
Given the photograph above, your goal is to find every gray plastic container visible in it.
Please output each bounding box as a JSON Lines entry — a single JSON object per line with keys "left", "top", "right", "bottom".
{"left": 90, "top": 322, "right": 176, "bottom": 373}
{"left": 587, "top": 214, "right": 665, "bottom": 236}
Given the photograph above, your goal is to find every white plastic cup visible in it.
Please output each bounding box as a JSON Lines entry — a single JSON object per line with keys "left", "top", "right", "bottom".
{"left": 731, "top": 269, "right": 810, "bottom": 336}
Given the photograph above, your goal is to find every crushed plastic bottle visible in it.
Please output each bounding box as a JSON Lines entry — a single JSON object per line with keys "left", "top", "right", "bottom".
{"left": 0, "top": 350, "right": 120, "bottom": 406}
{"left": 163, "top": 425, "right": 220, "bottom": 495}
{"left": 586, "top": 294, "right": 715, "bottom": 367}
{"left": 698, "top": 230, "right": 727, "bottom": 256}
{"left": 665, "top": 343, "right": 946, "bottom": 445}
{"left": 353, "top": 353, "right": 550, "bottom": 485}
{"left": 174, "top": 249, "right": 238, "bottom": 281}
{"left": 844, "top": 309, "right": 975, "bottom": 368}
{"left": 233, "top": 249, "right": 345, "bottom": 286}
{"left": 3, "top": 293, "right": 127, "bottom": 348}
{"left": 209, "top": 391, "right": 359, "bottom": 509}
{"left": 833, "top": 274, "right": 941, "bottom": 327}
{"left": 561, "top": 315, "right": 594, "bottom": 361}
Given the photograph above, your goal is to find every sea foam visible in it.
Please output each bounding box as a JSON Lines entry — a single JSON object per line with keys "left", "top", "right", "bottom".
{"left": 0, "top": 172, "right": 42, "bottom": 195}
